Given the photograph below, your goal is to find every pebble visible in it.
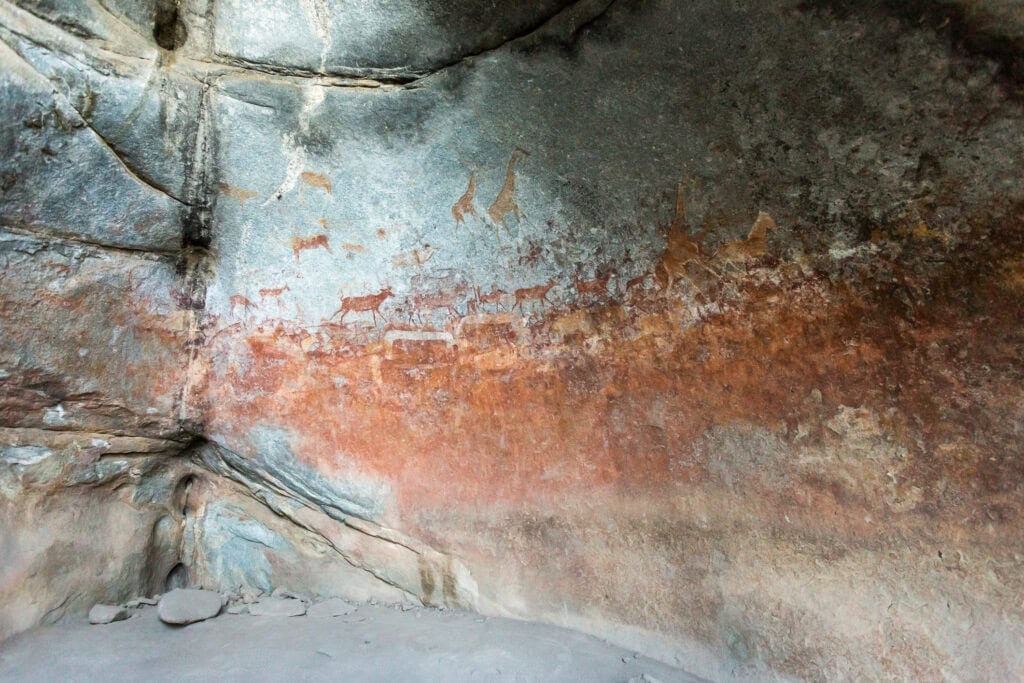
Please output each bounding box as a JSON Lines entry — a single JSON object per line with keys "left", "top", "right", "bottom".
{"left": 157, "top": 589, "right": 223, "bottom": 625}
{"left": 249, "top": 597, "right": 307, "bottom": 617}
{"left": 307, "top": 598, "right": 357, "bottom": 618}
{"left": 88, "top": 604, "right": 130, "bottom": 625}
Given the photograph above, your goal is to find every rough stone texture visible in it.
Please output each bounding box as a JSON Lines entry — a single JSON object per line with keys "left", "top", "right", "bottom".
{"left": 247, "top": 596, "right": 307, "bottom": 617}
{"left": 0, "top": 603, "right": 698, "bottom": 682}
{"left": 308, "top": 597, "right": 356, "bottom": 618}
{"left": 157, "top": 588, "right": 223, "bottom": 625}
{"left": 86, "top": 604, "right": 129, "bottom": 625}
{"left": 1, "top": 0, "right": 1024, "bottom": 679}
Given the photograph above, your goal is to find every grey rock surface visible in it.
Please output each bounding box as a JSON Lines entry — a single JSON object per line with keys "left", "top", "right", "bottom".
{"left": 157, "top": 589, "right": 223, "bottom": 625}
{"left": 0, "top": 603, "right": 700, "bottom": 682}
{"left": 307, "top": 598, "right": 357, "bottom": 618}
{"left": 248, "top": 597, "right": 307, "bottom": 617}
{"left": 87, "top": 604, "right": 129, "bottom": 625}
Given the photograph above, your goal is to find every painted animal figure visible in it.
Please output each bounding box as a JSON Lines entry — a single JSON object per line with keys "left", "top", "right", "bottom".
{"left": 513, "top": 279, "right": 556, "bottom": 312}
{"left": 451, "top": 172, "right": 480, "bottom": 229}
{"left": 258, "top": 284, "right": 290, "bottom": 302}
{"left": 229, "top": 294, "right": 257, "bottom": 314}
{"left": 625, "top": 273, "right": 649, "bottom": 291}
{"left": 655, "top": 182, "right": 716, "bottom": 289}
{"left": 487, "top": 148, "right": 528, "bottom": 233}
{"left": 291, "top": 234, "right": 332, "bottom": 261}
{"left": 573, "top": 269, "right": 616, "bottom": 300}
{"left": 409, "top": 287, "right": 466, "bottom": 323}
{"left": 475, "top": 285, "right": 507, "bottom": 311}
{"left": 333, "top": 287, "right": 393, "bottom": 325}
{"left": 714, "top": 211, "right": 777, "bottom": 270}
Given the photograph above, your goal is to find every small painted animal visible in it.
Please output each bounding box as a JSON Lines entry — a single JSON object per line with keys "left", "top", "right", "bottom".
{"left": 714, "top": 211, "right": 777, "bottom": 269}
{"left": 487, "top": 148, "right": 528, "bottom": 233}
{"left": 573, "top": 269, "right": 616, "bottom": 300}
{"left": 512, "top": 279, "right": 556, "bottom": 312}
{"left": 229, "top": 294, "right": 257, "bottom": 314}
{"left": 655, "top": 182, "right": 715, "bottom": 289}
{"left": 451, "top": 172, "right": 480, "bottom": 229}
{"left": 475, "top": 285, "right": 507, "bottom": 311}
{"left": 292, "top": 234, "right": 332, "bottom": 261}
{"left": 258, "top": 284, "right": 290, "bottom": 302}
{"left": 332, "top": 287, "right": 393, "bottom": 324}
{"left": 625, "top": 273, "right": 649, "bottom": 291}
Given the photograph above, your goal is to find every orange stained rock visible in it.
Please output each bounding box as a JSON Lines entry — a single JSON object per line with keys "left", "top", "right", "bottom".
{"left": 300, "top": 171, "right": 333, "bottom": 194}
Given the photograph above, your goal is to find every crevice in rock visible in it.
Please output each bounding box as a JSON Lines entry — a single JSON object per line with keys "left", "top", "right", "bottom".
{"left": 0, "top": 224, "right": 180, "bottom": 257}
{"left": 153, "top": 0, "right": 186, "bottom": 51}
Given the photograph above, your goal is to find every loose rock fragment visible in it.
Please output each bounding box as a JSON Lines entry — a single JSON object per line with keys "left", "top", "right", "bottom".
{"left": 307, "top": 598, "right": 357, "bottom": 618}
{"left": 157, "top": 589, "right": 223, "bottom": 625}
{"left": 88, "top": 604, "right": 130, "bottom": 625}
{"left": 249, "top": 597, "right": 307, "bottom": 617}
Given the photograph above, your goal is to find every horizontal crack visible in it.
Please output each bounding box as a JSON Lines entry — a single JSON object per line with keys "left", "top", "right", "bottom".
{"left": 0, "top": 223, "right": 181, "bottom": 257}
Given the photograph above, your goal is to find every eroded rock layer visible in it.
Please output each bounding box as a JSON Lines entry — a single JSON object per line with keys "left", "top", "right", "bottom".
{"left": 2, "top": 0, "right": 1023, "bottom": 678}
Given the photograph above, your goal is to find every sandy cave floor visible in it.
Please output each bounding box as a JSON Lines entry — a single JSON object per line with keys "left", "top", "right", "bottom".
{"left": 0, "top": 603, "right": 702, "bottom": 682}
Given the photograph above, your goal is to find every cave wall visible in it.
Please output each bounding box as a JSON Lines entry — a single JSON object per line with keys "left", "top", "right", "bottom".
{"left": 2, "top": 0, "right": 1024, "bottom": 679}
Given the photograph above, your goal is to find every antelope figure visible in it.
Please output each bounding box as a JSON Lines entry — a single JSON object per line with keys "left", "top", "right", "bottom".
{"left": 451, "top": 171, "right": 480, "bottom": 230}
{"left": 475, "top": 285, "right": 507, "bottom": 311}
{"left": 292, "top": 234, "right": 332, "bottom": 261}
{"left": 573, "top": 269, "right": 617, "bottom": 301}
{"left": 655, "top": 181, "right": 717, "bottom": 289}
{"left": 714, "top": 211, "right": 777, "bottom": 270}
{"left": 229, "top": 294, "right": 257, "bottom": 314}
{"left": 258, "top": 284, "right": 290, "bottom": 301}
{"left": 513, "top": 279, "right": 556, "bottom": 313}
{"left": 332, "top": 286, "right": 393, "bottom": 325}
{"left": 487, "top": 148, "right": 528, "bottom": 233}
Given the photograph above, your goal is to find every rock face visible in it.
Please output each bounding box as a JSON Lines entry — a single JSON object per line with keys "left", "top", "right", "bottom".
{"left": 2, "top": 0, "right": 1024, "bottom": 679}
{"left": 87, "top": 605, "right": 129, "bottom": 625}
{"left": 157, "top": 589, "right": 223, "bottom": 625}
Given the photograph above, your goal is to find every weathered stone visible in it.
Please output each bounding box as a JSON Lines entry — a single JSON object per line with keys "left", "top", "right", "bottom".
{"left": 248, "top": 597, "right": 307, "bottom": 618}
{"left": 1, "top": 0, "right": 1023, "bottom": 679}
{"left": 87, "top": 605, "right": 129, "bottom": 625}
{"left": 157, "top": 589, "right": 223, "bottom": 625}
{"left": 308, "top": 598, "right": 357, "bottom": 618}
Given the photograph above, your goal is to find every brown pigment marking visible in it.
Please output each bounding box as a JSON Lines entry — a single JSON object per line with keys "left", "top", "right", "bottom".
{"left": 487, "top": 149, "right": 528, "bottom": 233}
{"left": 573, "top": 269, "right": 616, "bottom": 300}
{"left": 713, "top": 211, "right": 777, "bottom": 268}
{"left": 451, "top": 172, "right": 480, "bottom": 230}
{"left": 655, "top": 182, "right": 716, "bottom": 289}
{"left": 258, "top": 284, "right": 290, "bottom": 303}
{"left": 199, "top": 200, "right": 1024, "bottom": 535}
{"left": 228, "top": 294, "right": 257, "bottom": 313}
{"left": 300, "top": 171, "right": 332, "bottom": 194}
{"left": 217, "top": 183, "right": 258, "bottom": 205}
{"left": 291, "top": 234, "right": 332, "bottom": 261}
{"left": 475, "top": 286, "right": 507, "bottom": 311}
{"left": 341, "top": 243, "right": 366, "bottom": 253}
{"left": 332, "top": 287, "right": 393, "bottom": 325}
{"left": 512, "top": 279, "right": 556, "bottom": 312}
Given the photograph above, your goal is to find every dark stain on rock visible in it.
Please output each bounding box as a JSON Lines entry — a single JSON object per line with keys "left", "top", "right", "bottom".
{"left": 154, "top": 0, "right": 187, "bottom": 51}
{"left": 418, "top": 557, "right": 436, "bottom": 605}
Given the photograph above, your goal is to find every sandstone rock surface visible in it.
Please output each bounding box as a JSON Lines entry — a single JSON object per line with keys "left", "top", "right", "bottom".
{"left": 1, "top": 0, "right": 1024, "bottom": 679}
